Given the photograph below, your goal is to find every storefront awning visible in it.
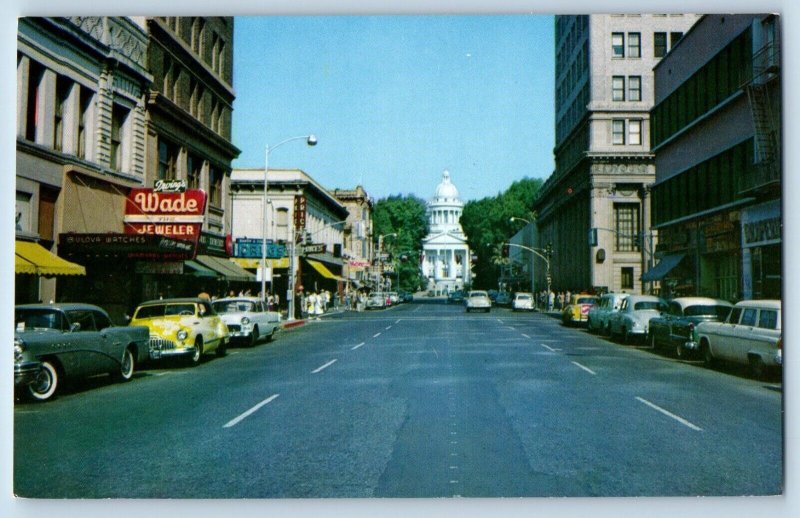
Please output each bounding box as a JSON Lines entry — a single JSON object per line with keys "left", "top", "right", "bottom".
{"left": 306, "top": 259, "right": 343, "bottom": 281}
{"left": 185, "top": 260, "right": 218, "bottom": 278}
{"left": 641, "top": 253, "right": 685, "bottom": 282}
{"left": 15, "top": 241, "right": 86, "bottom": 276}
{"left": 195, "top": 255, "right": 256, "bottom": 282}
{"left": 230, "top": 257, "right": 290, "bottom": 269}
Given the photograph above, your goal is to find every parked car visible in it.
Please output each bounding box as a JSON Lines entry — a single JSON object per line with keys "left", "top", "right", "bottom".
{"left": 648, "top": 297, "right": 732, "bottom": 358}
{"left": 211, "top": 297, "right": 280, "bottom": 346}
{"left": 609, "top": 295, "right": 667, "bottom": 343}
{"left": 695, "top": 300, "right": 782, "bottom": 378}
{"left": 387, "top": 292, "right": 400, "bottom": 305}
{"left": 399, "top": 290, "right": 414, "bottom": 302}
{"left": 14, "top": 303, "right": 150, "bottom": 401}
{"left": 447, "top": 290, "right": 465, "bottom": 304}
{"left": 366, "top": 292, "right": 388, "bottom": 310}
{"left": 465, "top": 290, "right": 492, "bottom": 313}
{"left": 562, "top": 294, "right": 599, "bottom": 326}
{"left": 512, "top": 292, "right": 534, "bottom": 311}
{"left": 129, "top": 298, "right": 229, "bottom": 365}
{"left": 495, "top": 291, "right": 513, "bottom": 307}
{"left": 587, "top": 293, "right": 629, "bottom": 335}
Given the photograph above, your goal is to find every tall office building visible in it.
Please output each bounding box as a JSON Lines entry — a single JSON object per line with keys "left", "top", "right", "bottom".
{"left": 534, "top": 14, "right": 700, "bottom": 295}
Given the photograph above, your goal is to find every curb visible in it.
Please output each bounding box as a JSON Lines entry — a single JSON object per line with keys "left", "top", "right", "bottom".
{"left": 281, "top": 320, "right": 306, "bottom": 330}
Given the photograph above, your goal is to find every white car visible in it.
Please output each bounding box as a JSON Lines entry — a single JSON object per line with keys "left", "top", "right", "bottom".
{"left": 211, "top": 297, "right": 280, "bottom": 346}
{"left": 609, "top": 295, "right": 667, "bottom": 344}
{"left": 695, "top": 299, "right": 782, "bottom": 378}
{"left": 512, "top": 292, "right": 534, "bottom": 311}
{"left": 465, "top": 290, "right": 492, "bottom": 313}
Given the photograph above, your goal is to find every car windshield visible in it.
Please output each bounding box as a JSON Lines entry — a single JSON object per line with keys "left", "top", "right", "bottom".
{"left": 634, "top": 301, "right": 663, "bottom": 311}
{"left": 135, "top": 303, "right": 196, "bottom": 319}
{"left": 212, "top": 300, "right": 257, "bottom": 313}
{"left": 15, "top": 308, "right": 67, "bottom": 332}
{"left": 577, "top": 297, "right": 597, "bottom": 304}
{"left": 470, "top": 291, "right": 488, "bottom": 297}
{"left": 517, "top": 295, "right": 531, "bottom": 300}
{"left": 684, "top": 305, "right": 731, "bottom": 319}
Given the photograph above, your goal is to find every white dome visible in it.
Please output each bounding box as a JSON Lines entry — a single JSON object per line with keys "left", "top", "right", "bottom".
{"left": 433, "top": 170, "right": 460, "bottom": 200}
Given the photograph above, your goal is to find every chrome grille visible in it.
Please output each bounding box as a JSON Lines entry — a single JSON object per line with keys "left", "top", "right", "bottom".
{"left": 227, "top": 324, "right": 242, "bottom": 332}
{"left": 149, "top": 335, "right": 175, "bottom": 352}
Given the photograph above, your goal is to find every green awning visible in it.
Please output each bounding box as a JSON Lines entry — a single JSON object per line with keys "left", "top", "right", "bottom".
{"left": 195, "top": 255, "right": 256, "bottom": 282}
{"left": 185, "top": 260, "right": 218, "bottom": 278}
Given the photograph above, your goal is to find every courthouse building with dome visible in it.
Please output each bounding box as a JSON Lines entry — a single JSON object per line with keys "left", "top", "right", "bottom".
{"left": 421, "top": 170, "right": 472, "bottom": 294}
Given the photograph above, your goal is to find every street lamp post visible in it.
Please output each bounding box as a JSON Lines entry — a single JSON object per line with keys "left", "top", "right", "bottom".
{"left": 260, "top": 135, "right": 317, "bottom": 310}
{"left": 506, "top": 242, "right": 551, "bottom": 308}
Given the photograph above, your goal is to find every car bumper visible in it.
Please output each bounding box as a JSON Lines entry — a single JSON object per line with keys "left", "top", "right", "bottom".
{"left": 150, "top": 346, "right": 198, "bottom": 360}
{"left": 14, "top": 361, "right": 42, "bottom": 387}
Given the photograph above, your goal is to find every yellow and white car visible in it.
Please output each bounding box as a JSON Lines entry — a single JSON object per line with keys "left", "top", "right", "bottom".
{"left": 130, "top": 298, "right": 229, "bottom": 365}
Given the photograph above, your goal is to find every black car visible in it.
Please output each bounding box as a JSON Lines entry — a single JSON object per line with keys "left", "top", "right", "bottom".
{"left": 648, "top": 297, "right": 733, "bottom": 358}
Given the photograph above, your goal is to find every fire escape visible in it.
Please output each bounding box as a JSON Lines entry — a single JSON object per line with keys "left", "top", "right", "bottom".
{"left": 742, "top": 40, "right": 781, "bottom": 194}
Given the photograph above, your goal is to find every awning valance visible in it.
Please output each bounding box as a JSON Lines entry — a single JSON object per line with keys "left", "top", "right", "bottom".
{"left": 641, "top": 253, "right": 685, "bottom": 282}
{"left": 15, "top": 241, "right": 86, "bottom": 276}
{"left": 195, "top": 255, "right": 256, "bottom": 282}
{"left": 230, "top": 257, "right": 290, "bottom": 269}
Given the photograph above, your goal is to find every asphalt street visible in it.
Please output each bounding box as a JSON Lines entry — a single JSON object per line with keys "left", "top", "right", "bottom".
{"left": 14, "top": 300, "right": 783, "bottom": 498}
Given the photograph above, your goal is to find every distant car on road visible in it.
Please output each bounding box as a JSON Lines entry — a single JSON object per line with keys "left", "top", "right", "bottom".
{"left": 587, "top": 293, "right": 629, "bottom": 335}
{"left": 447, "top": 290, "right": 464, "bottom": 304}
{"left": 648, "top": 297, "right": 732, "bottom": 358}
{"left": 212, "top": 297, "right": 280, "bottom": 346}
{"left": 465, "top": 290, "right": 492, "bottom": 313}
{"left": 130, "top": 298, "right": 229, "bottom": 365}
{"left": 512, "top": 292, "right": 534, "bottom": 312}
{"left": 14, "top": 303, "right": 150, "bottom": 401}
{"left": 695, "top": 299, "right": 782, "bottom": 378}
{"left": 609, "top": 295, "right": 667, "bottom": 343}
{"left": 366, "top": 292, "right": 388, "bottom": 310}
{"left": 495, "top": 291, "right": 513, "bottom": 307}
{"left": 562, "top": 294, "right": 599, "bottom": 326}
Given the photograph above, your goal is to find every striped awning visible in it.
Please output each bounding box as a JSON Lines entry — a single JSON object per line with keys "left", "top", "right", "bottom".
{"left": 230, "top": 257, "right": 290, "bottom": 269}
{"left": 195, "top": 255, "right": 256, "bottom": 282}
{"left": 15, "top": 241, "right": 86, "bottom": 276}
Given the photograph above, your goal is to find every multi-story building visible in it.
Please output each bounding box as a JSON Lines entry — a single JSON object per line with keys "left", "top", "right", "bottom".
{"left": 331, "top": 186, "right": 374, "bottom": 291}
{"left": 229, "top": 168, "right": 349, "bottom": 309}
{"left": 16, "top": 17, "right": 152, "bottom": 313}
{"left": 16, "top": 17, "right": 245, "bottom": 320}
{"left": 534, "top": 14, "right": 700, "bottom": 296}
{"left": 648, "top": 15, "right": 781, "bottom": 300}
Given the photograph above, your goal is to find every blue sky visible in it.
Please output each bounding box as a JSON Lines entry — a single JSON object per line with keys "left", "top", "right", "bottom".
{"left": 232, "top": 15, "right": 555, "bottom": 202}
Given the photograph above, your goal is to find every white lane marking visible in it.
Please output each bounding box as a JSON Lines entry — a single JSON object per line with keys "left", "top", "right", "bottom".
{"left": 395, "top": 319, "right": 401, "bottom": 324}
{"left": 373, "top": 332, "right": 382, "bottom": 338}
{"left": 385, "top": 326, "right": 392, "bottom": 330}
{"left": 636, "top": 397, "right": 703, "bottom": 431}
{"left": 539, "top": 343, "right": 557, "bottom": 352}
{"left": 312, "top": 359, "right": 338, "bottom": 374}
{"left": 496, "top": 319, "right": 504, "bottom": 324}
{"left": 571, "top": 361, "right": 597, "bottom": 376}
{"left": 351, "top": 342, "right": 365, "bottom": 350}
{"left": 521, "top": 334, "right": 531, "bottom": 339}
{"left": 223, "top": 394, "right": 279, "bottom": 428}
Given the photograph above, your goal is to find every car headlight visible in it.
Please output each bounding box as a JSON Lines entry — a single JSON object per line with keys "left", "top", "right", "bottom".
{"left": 14, "top": 338, "right": 24, "bottom": 362}
{"left": 241, "top": 317, "right": 250, "bottom": 325}
{"left": 177, "top": 329, "right": 189, "bottom": 341}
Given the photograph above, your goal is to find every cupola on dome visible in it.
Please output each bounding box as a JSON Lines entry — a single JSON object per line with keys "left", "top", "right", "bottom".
{"left": 434, "top": 170, "right": 460, "bottom": 200}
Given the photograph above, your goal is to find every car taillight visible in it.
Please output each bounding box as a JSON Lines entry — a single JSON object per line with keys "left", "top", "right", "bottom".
{"left": 777, "top": 336, "right": 782, "bottom": 350}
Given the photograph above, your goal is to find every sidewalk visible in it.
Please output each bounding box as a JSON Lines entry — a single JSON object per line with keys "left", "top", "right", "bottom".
{"left": 280, "top": 306, "right": 347, "bottom": 330}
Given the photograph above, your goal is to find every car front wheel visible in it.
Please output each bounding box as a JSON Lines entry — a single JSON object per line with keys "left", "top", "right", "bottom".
{"left": 28, "top": 360, "right": 59, "bottom": 401}
{"left": 189, "top": 337, "right": 203, "bottom": 365}
{"left": 114, "top": 347, "right": 135, "bottom": 381}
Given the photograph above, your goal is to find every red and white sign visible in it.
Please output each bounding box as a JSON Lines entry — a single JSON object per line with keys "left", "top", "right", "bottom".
{"left": 123, "top": 189, "right": 207, "bottom": 243}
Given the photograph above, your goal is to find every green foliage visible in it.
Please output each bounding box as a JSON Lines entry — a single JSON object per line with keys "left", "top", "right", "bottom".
{"left": 460, "top": 177, "right": 543, "bottom": 289}
{"left": 372, "top": 195, "right": 428, "bottom": 292}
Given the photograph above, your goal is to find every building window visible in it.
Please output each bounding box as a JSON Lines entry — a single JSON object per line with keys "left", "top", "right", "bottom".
{"left": 629, "top": 119, "right": 642, "bottom": 145}
{"left": 54, "top": 78, "right": 71, "bottom": 152}
{"left": 654, "top": 32, "right": 667, "bottom": 58}
{"left": 158, "top": 138, "right": 179, "bottom": 180}
{"left": 621, "top": 267, "right": 634, "bottom": 290}
{"left": 612, "top": 32, "right": 625, "bottom": 58}
{"left": 24, "top": 61, "right": 44, "bottom": 142}
{"left": 614, "top": 203, "right": 641, "bottom": 252}
{"left": 191, "top": 17, "right": 204, "bottom": 53}
{"left": 628, "top": 32, "right": 641, "bottom": 58}
{"left": 612, "top": 76, "right": 625, "bottom": 101}
{"left": 628, "top": 75, "right": 641, "bottom": 101}
{"left": 276, "top": 207, "right": 289, "bottom": 241}
{"left": 670, "top": 32, "right": 684, "bottom": 48}
{"left": 110, "top": 104, "right": 129, "bottom": 172}
{"left": 187, "top": 154, "right": 202, "bottom": 190}
{"left": 612, "top": 119, "right": 626, "bottom": 145}
{"left": 209, "top": 166, "right": 222, "bottom": 207}
{"left": 15, "top": 192, "right": 32, "bottom": 232}
{"left": 78, "top": 87, "right": 92, "bottom": 159}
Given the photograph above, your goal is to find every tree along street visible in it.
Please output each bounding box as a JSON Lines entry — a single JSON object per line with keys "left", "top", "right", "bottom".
{"left": 14, "top": 301, "right": 782, "bottom": 498}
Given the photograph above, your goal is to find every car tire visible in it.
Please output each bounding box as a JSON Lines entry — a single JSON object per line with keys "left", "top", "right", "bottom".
{"left": 675, "top": 342, "right": 686, "bottom": 359}
{"left": 216, "top": 337, "right": 227, "bottom": 358}
{"left": 749, "top": 355, "right": 767, "bottom": 380}
{"left": 701, "top": 341, "right": 715, "bottom": 367}
{"left": 649, "top": 332, "right": 657, "bottom": 350}
{"left": 250, "top": 326, "right": 259, "bottom": 347}
{"left": 622, "top": 328, "right": 630, "bottom": 344}
{"left": 189, "top": 337, "right": 203, "bottom": 365}
{"left": 114, "top": 347, "right": 135, "bottom": 382}
{"left": 28, "top": 360, "right": 59, "bottom": 401}
{"left": 267, "top": 326, "right": 276, "bottom": 342}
